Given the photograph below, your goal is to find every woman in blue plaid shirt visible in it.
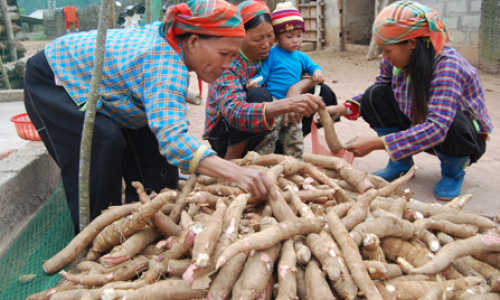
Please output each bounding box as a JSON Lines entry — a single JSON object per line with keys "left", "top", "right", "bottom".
{"left": 326, "top": 1, "right": 492, "bottom": 201}
{"left": 24, "top": 0, "right": 277, "bottom": 234}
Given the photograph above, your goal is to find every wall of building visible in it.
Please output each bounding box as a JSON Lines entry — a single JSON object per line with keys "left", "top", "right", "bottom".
{"left": 322, "top": 0, "right": 482, "bottom": 65}
{"left": 418, "top": 0, "right": 482, "bottom": 65}
{"left": 323, "top": 0, "right": 340, "bottom": 50}
{"left": 345, "top": 0, "right": 374, "bottom": 45}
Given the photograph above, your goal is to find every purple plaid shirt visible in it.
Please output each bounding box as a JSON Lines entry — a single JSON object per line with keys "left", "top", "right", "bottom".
{"left": 352, "top": 46, "right": 492, "bottom": 160}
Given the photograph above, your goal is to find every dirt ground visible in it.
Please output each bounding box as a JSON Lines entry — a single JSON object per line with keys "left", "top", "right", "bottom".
{"left": 21, "top": 41, "right": 500, "bottom": 218}
{"left": 21, "top": 40, "right": 49, "bottom": 58}
{"left": 186, "top": 48, "right": 500, "bottom": 218}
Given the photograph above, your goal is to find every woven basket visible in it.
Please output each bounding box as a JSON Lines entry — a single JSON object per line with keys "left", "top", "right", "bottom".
{"left": 10, "top": 113, "right": 42, "bottom": 141}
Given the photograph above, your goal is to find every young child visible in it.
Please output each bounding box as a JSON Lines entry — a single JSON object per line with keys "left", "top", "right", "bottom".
{"left": 247, "top": 1, "right": 324, "bottom": 158}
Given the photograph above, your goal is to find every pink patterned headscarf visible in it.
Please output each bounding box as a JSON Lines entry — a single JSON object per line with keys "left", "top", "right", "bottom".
{"left": 373, "top": 0, "right": 451, "bottom": 54}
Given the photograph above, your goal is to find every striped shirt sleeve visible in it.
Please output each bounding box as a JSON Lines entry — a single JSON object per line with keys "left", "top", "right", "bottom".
{"left": 218, "top": 72, "right": 273, "bottom": 132}
{"left": 204, "top": 52, "right": 277, "bottom": 138}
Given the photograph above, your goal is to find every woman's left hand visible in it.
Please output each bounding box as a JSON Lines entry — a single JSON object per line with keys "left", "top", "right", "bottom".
{"left": 344, "top": 134, "right": 385, "bottom": 157}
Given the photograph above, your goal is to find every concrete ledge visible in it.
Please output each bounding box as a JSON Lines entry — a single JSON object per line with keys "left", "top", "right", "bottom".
{"left": 0, "top": 143, "right": 60, "bottom": 258}
{"left": 0, "top": 89, "right": 24, "bottom": 103}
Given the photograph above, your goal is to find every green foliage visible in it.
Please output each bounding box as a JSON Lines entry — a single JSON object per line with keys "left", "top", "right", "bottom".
{"left": 34, "top": 27, "right": 46, "bottom": 40}
{"left": 34, "top": 32, "right": 46, "bottom": 40}
{"left": 18, "top": 0, "right": 101, "bottom": 16}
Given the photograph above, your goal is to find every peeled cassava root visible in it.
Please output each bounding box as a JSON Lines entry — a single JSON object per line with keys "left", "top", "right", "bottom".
{"left": 314, "top": 84, "right": 344, "bottom": 155}
{"left": 29, "top": 152, "right": 500, "bottom": 300}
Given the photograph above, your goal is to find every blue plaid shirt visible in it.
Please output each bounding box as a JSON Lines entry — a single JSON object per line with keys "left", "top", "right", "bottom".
{"left": 45, "top": 22, "right": 215, "bottom": 173}
{"left": 352, "top": 46, "right": 492, "bottom": 161}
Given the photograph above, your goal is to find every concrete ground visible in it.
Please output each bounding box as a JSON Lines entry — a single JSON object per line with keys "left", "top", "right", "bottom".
{"left": 0, "top": 98, "right": 30, "bottom": 156}
{"left": 0, "top": 93, "right": 60, "bottom": 258}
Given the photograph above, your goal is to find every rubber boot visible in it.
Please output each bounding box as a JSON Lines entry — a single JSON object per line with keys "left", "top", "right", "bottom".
{"left": 434, "top": 151, "right": 470, "bottom": 201}
{"left": 371, "top": 127, "right": 414, "bottom": 182}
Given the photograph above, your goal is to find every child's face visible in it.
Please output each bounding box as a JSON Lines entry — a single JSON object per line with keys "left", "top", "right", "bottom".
{"left": 276, "top": 28, "right": 303, "bottom": 52}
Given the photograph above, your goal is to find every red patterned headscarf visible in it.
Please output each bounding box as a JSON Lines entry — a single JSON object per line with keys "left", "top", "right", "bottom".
{"left": 160, "top": 0, "right": 245, "bottom": 51}
{"left": 237, "top": 0, "right": 270, "bottom": 25}
{"left": 373, "top": 0, "right": 451, "bottom": 55}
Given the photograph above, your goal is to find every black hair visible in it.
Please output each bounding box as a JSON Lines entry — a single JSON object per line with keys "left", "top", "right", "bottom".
{"left": 408, "top": 37, "right": 436, "bottom": 125}
{"left": 177, "top": 33, "right": 221, "bottom": 41}
{"left": 244, "top": 13, "right": 272, "bottom": 31}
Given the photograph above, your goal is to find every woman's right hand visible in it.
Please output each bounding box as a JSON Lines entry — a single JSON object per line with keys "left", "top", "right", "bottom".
{"left": 286, "top": 94, "right": 325, "bottom": 117}
{"left": 265, "top": 94, "right": 324, "bottom": 127}
{"left": 344, "top": 134, "right": 385, "bottom": 157}
{"left": 232, "top": 167, "right": 278, "bottom": 200}
{"left": 197, "top": 155, "right": 277, "bottom": 200}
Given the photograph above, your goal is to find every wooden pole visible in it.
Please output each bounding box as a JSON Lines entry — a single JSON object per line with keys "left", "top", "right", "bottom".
{"left": 0, "top": 55, "right": 11, "bottom": 89}
{"left": 340, "top": 0, "right": 346, "bottom": 52}
{"left": 79, "top": 0, "right": 110, "bottom": 232}
{"left": 316, "top": 0, "right": 320, "bottom": 50}
{"left": 366, "top": 0, "right": 388, "bottom": 60}
{"left": 145, "top": 0, "right": 152, "bottom": 24}
{"left": 0, "top": 0, "right": 17, "bottom": 63}
{"left": 108, "top": 0, "right": 116, "bottom": 29}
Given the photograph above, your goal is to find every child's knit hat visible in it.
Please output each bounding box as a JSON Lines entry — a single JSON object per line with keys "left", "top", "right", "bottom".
{"left": 271, "top": 1, "right": 305, "bottom": 34}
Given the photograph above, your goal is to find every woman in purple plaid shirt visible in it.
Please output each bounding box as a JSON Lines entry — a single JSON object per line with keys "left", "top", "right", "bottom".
{"left": 326, "top": 1, "right": 492, "bottom": 200}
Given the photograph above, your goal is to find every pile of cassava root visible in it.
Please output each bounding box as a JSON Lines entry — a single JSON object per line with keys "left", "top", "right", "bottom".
{"left": 26, "top": 152, "right": 500, "bottom": 300}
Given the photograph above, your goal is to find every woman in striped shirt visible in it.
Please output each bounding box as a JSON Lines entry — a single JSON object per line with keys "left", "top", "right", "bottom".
{"left": 24, "top": 0, "right": 277, "bottom": 233}
{"left": 326, "top": 1, "right": 492, "bottom": 200}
